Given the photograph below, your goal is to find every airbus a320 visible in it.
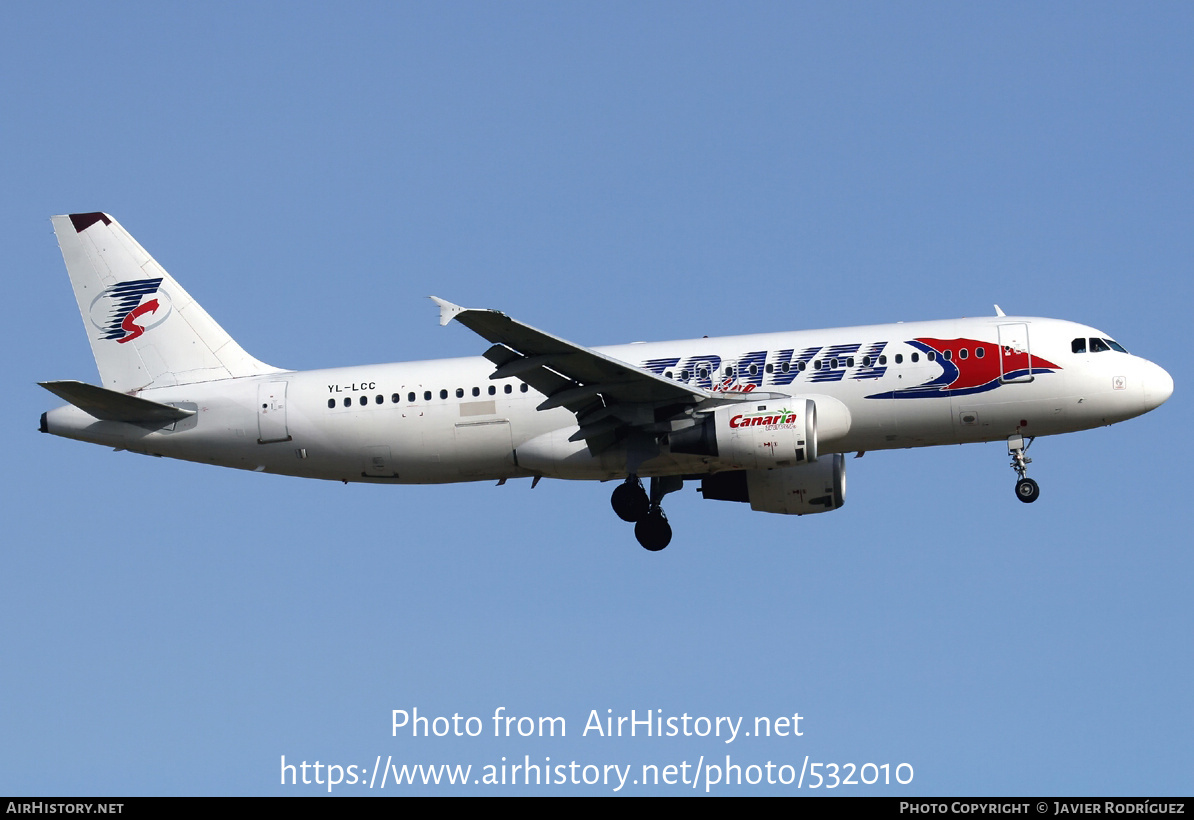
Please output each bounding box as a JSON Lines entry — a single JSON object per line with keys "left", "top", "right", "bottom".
{"left": 40, "top": 213, "right": 1173, "bottom": 550}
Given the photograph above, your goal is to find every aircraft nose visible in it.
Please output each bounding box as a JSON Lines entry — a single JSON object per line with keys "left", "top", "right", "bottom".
{"left": 1141, "top": 360, "right": 1174, "bottom": 411}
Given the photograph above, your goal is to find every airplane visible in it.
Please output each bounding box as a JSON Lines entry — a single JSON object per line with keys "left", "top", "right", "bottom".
{"left": 39, "top": 213, "right": 1174, "bottom": 551}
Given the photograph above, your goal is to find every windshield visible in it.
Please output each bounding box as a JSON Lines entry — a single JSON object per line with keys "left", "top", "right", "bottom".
{"left": 1072, "top": 337, "right": 1129, "bottom": 354}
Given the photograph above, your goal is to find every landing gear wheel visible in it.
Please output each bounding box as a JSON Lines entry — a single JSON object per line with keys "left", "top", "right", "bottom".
{"left": 611, "top": 479, "right": 650, "bottom": 522}
{"left": 634, "top": 507, "right": 672, "bottom": 551}
{"left": 1007, "top": 435, "right": 1039, "bottom": 505}
{"left": 1015, "top": 477, "right": 1040, "bottom": 503}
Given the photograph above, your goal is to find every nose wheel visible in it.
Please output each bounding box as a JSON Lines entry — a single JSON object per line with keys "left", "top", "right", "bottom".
{"left": 1015, "top": 477, "right": 1040, "bottom": 503}
{"left": 1008, "top": 434, "right": 1039, "bottom": 503}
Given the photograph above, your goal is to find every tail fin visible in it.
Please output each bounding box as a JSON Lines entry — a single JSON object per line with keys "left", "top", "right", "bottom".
{"left": 52, "top": 213, "right": 282, "bottom": 393}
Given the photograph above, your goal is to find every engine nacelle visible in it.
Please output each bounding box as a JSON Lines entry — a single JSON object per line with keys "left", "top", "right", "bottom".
{"left": 698, "top": 454, "right": 847, "bottom": 515}
{"left": 714, "top": 399, "right": 814, "bottom": 469}
{"left": 671, "top": 395, "right": 851, "bottom": 470}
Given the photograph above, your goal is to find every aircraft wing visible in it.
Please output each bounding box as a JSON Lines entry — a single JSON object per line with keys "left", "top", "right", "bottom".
{"left": 431, "top": 297, "right": 709, "bottom": 409}
{"left": 431, "top": 298, "right": 781, "bottom": 447}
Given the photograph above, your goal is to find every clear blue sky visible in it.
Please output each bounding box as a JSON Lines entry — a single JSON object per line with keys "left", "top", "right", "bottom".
{"left": 2, "top": 2, "right": 1190, "bottom": 795}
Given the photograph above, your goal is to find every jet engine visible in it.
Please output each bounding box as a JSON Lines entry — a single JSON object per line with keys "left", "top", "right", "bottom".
{"left": 670, "top": 395, "right": 851, "bottom": 471}
{"left": 697, "top": 454, "right": 846, "bottom": 515}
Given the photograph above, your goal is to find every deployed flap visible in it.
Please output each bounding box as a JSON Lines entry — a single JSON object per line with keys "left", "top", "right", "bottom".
{"left": 39, "top": 380, "right": 195, "bottom": 423}
{"left": 429, "top": 297, "right": 709, "bottom": 409}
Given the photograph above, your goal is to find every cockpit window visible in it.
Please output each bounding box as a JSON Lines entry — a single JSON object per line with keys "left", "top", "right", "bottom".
{"left": 1072, "top": 338, "right": 1086, "bottom": 354}
{"left": 1105, "top": 339, "right": 1127, "bottom": 353}
{"left": 1089, "top": 338, "right": 1110, "bottom": 353}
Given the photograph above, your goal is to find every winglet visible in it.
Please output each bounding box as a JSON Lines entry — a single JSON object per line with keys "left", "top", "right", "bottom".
{"left": 994, "top": 304, "right": 1006, "bottom": 317}
{"left": 429, "top": 296, "right": 466, "bottom": 327}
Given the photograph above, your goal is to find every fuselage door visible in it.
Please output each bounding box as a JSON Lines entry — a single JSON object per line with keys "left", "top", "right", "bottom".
{"left": 257, "top": 381, "right": 291, "bottom": 443}
{"left": 998, "top": 323, "right": 1034, "bottom": 384}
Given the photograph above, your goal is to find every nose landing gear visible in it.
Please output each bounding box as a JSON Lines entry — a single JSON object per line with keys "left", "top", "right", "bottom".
{"left": 1008, "top": 434, "right": 1039, "bottom": 503}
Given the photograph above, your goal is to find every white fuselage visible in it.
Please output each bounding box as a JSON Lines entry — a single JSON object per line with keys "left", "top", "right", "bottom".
{"left": 43, "top": 315, "right": 1173, "bottom": 485}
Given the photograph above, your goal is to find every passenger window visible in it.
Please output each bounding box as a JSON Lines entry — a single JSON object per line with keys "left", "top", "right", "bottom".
{"left": 847, "top": 357, "right": 854, "bottom": 368}
{"left": 520, "top": 384, "right": 528, "bottom": 393}
{"left": 781, "top": 362, "right": 790, "bottom": 373}
{"left": 488, "top": 385, "right": 496, "bottom": 395}
{"left": 749, "top": 364, "right": 758, "bottom": 376}
{"left": 927, "top": 351, "right": 935, "bottom": 362}
{"left": 327, "top": 399, "right": 335, "bottom": 409}
{"left": 911, "top": 353, "right": 919, "bottom": 363}
{"left": 813, "top": 360, "right": 821, "bottom": 371}
{"left": 879, "top": 355, "right": 887, "bottom": 365}
{"left": 344, "top": 397, "right": 351, "bottom": 407}
{"left": 975, "top": 348, "right": 984, "bottom": 358}
{"left": 424, "top": 391, "right": 432, "bottom": 401}
{"left": 895, "top": 354, "right": 903, "bottom": 364}
{"left": 799, "top": 361, "right": 807, "bottom": 371}
{"left": 504, "top": 384, "right": 512, "bottom": 394}
{"left": 863, "top": 356, "right": 871, "bottom": 367}
{"left": 725, "top": 367, "right": 734, "bottom": 378}
{"left": 960, "top": 348, "right": 968, "bottom": 359}
{"left": 472, "top": 387, "right": 480, "bottom": 397}
{"left": 391, "top": 393, "right": 399, "bottom": 403}
{"left": 439, "top": 389, "right": 448, "bottom": 399}
{"left": 765, "top": 364, "right": 773, "bottom": 374}
{"left": 1072, "top": 338, "right": 1086, "bottom": 354}
{"left": 358, "top": 396, "right": 367, "bottom": 406}
{"left": 942, "top": 350, "right": 951, "bottom": 361}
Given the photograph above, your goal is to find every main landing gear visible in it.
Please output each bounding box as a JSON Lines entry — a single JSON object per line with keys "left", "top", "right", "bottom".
{"left": 1008, "top": 434, "right": 1039, "bottom": 503}
{"left": 611, "top": 477, "right": 650, "bottom": 523}
{"left": 611, "top": 475, "right": 681, "bottom": 551}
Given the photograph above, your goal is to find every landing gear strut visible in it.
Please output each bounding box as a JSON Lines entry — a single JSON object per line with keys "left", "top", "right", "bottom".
{"left": 612, "top": 475, "right": 681, "bottom": 550}
{"left": 1008, "top": 434, "right": 1039, "bottom": 503}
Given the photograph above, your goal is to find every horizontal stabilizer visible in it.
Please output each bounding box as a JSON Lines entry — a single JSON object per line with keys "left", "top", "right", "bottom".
{"left": 38, "top": 380, "right": 195, "bottom": 423}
